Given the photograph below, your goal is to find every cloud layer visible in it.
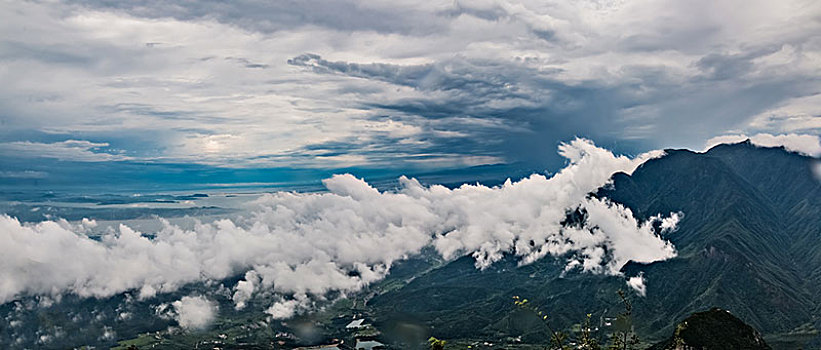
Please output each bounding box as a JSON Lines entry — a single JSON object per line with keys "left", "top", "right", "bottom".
{"left": 169, "top": 296, "right": 217, "bottom": 330}
{"left": 0, "top": 139, "right": 679, "bottom": 318}
{"left": 1, "top": 0, "right": 818, "bottom": 169}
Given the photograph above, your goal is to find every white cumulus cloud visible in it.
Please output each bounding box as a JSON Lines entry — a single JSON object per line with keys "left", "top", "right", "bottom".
{"left": 170, "top": 296, "right": 217, "bottom": 331}
{"left": 627, "top": 273, "right": 647, "bottom": 297}
{"left": 0, "top": 139, "right": 680, "bottom": 315}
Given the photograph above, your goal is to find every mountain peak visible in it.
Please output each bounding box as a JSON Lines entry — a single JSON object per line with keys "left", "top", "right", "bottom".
{"left": 649, "top": 308, "right": 771, "bottom": 350}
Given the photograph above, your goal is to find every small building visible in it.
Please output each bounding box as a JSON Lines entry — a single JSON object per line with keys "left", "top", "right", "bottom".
{"left": 355, "top": 339, "right": 385, "bottom": 350}
{"left": 345, "top": 319, "right": 365, "bottom": 329}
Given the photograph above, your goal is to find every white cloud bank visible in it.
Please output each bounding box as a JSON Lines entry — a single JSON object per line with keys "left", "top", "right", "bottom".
{"left": 0, "top": 139, "right": 679, "bottom": 318}
{"left": 705, "top": 133, "right": 821, "bottom": 157}
{"left": 626, "top": 273, "right": 647, "bottom": 297}
{"left": 171, "top": 296, "right": 217, "bottom": 330}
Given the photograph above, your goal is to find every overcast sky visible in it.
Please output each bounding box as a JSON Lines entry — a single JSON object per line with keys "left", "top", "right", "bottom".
{"left": 0, "top": 0, "right": 819, "bottom": 183}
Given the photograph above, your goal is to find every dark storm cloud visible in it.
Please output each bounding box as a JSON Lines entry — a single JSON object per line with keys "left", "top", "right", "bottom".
{"left": 287, "top": 54, "right": 435, "bottom": 88}
{"left": 342, "top": 39, "right": 815, "bottom": 138}
{"left": 694, "top": 46, "right": 784, "bottom": 81}
{"left": 286, "top": 52, "right": 819, "bottom": 166}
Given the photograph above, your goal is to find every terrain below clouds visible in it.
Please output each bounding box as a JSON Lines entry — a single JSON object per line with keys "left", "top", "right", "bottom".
{"left": 2, "top": 137, "right": 818, "bottom": 348}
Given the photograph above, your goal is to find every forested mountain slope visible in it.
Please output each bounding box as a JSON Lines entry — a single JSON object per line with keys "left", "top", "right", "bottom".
{"left": 369, "top": 142, "right": 821, "bottom": 347}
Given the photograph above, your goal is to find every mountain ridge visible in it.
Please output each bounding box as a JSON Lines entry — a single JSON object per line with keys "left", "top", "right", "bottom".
{"left": 368, "top": 142, "right": 821, "bottom": 348}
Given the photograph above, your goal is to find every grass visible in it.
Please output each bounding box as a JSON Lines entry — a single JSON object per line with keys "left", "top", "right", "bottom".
{"left": 112, "top": 332, "right": 160, "bottom": 350}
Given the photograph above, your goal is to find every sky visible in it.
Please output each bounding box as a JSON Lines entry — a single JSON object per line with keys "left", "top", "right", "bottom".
{"left": 1, "top": 0, "right": 820, "bottom": 189}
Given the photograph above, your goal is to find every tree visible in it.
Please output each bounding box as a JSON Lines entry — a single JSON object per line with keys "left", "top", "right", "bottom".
{"left": 428, "top": 336, "right": 446, "bottom": 350}
{"left": 609, "top": 290, "right": 640, "bottom": 350}
{"left": 511, "top": 291, "right": 645, "bottom": 350}
{"left": 513, "top": 295, "right": 571, "bottom": 350}
{"left": 578, "top": 313, "right": 601, "bottom": 350}
{"left": 513, "top": 289, "right": 652, "bottom": 350}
